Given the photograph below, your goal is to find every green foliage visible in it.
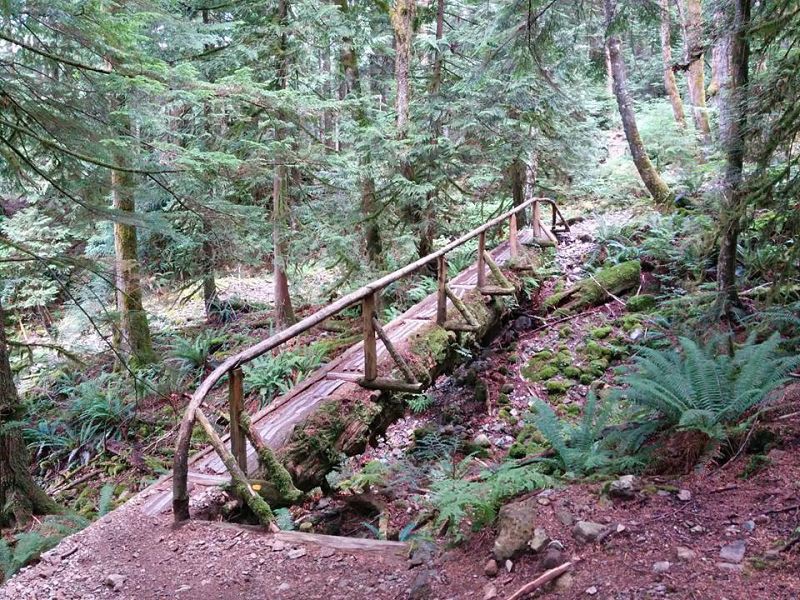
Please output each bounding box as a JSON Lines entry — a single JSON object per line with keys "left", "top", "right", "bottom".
{"left": 336, "top": 460, "right": 389, "bottom": 494}
{"left": 619, "top": 333, "right": 799, "bottom": 441}
{"left": 0, "top": 515, "right": 88, "bottom": 579}
{"left": 97, "top": 485, "right": 116, "bottom": 517}
{"left": 529, "top": 395, "right": 643, "bottom": 477}
{"left": 166, "top": 330, "right": 228, "bottom": 382}
{"left": 243, "top": 348, "right": 325, "bottom": 407}
{"left": 406, "top": 393, "right": 434, "bottom": 414}
{"left": 274, "top": 508, "right": 295, "bottom": 531}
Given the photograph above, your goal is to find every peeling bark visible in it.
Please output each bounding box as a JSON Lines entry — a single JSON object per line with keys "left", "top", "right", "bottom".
{"left": 660, "top": 0, "right": 686, "bottom": 128}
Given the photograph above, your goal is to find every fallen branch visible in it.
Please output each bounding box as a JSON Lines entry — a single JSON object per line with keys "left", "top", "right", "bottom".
{"left": 505, "top": 561, "right": 574, "bottom": 600}
{"left": 765, "top": 503, "right": 800, "bottom": 515}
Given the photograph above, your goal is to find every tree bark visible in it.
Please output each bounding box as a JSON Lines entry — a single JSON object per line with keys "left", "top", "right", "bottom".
{"left": 391, "top": 0, "right": 415, "bottom": 138}
{"left": 605, "top": 0, "right": 673, "bottom": 204}
{"left": 660, "top": 0, "right": 686, "bottom": 128}
{"left": 201, "top": 9, "right": 219, "bottom": 322}
{"left": 336, "top": 0, "right": 383, "bottom": 267}
{"left": 272, "top": 0, "right": 296, "bottom": 329}
{"left": 0, "top": 296, "right": 60, "bottom": 526}
{"left": 714, "top": 0, "right": 750, "bottom": 314}
{"left": 678, "top": 0, "right": 711, "bottom": 143}
{"left": 110, "top": 117, "right": 156, "bottom": 366}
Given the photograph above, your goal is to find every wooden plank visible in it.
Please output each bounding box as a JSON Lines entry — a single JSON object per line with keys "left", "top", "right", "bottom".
{"left": 477, "top": 231, "right": 486, "bottom": 288}
{"left": 443, "top": 320, "right": 480, "bottom": 332}
{"left": 357, "top": 377, "right": 423, "bottom": 392}
{"left": 326, "top": 371, "right": 363, "bottom": 382}
{"left": 509, "top": 213, "right": 519, "bottom": 258}
{"left": 479, "top": 285, "right": 516, "bottom": 296}
{"left": 362, "top": 293, "right": 377, "bottom": 381}
{"left": 228, "top": 367, "right": 247, "bottom": 473}
{"left": 271, "top": 531, "right": 408, "bottom": 556}
{"left": 436, "top": 255, "right": 447, "bottom": 325}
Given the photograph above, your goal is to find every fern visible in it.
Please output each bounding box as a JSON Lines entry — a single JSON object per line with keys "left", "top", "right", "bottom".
{"left": 620, "top": 333, "right": 799, "bottom": 440}
{"left": 274, "top": 508, "right": 295, "bottom": 531}
{"left": 406, "top": 393, "right": 433, "bottom": 414}
{"left": 97, "top": 484, "right": 115, "bottom": 516}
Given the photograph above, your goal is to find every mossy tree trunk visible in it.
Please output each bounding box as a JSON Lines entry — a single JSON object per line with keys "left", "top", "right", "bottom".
{"left": 678, "top": 0, "right": 711, "bottom": 144}
{"left": 0, "top": 297, "right": 60, "bottom": 526}
{"left": 604, "top": 0, "right": 673, "bottom": 205}
{"left": 714, "top": 0, "right": 750, "bottom": 315}
{"left": 110, "top": 102, "right": 156, "bottom": 367}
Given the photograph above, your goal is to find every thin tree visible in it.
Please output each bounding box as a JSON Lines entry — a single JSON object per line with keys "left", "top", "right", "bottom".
{"left": 714, "top": 0, "right": 751, "bottom": 314}
{"left": 392, "top": 0, "right": 416, "bottom": 138}
{"left": 676, "top": 0, "right": 711, "bottom": 143}
{"left": 604, "top": 0, "right": 673, "bottom": 204}
{"left": 660, "top": 0, "right": 686, "bottom": 128}
{"left": 272, "top": 0, "right": 297, "bottom": 329}
{"left": 0, "top": 297, "right": 60, "bottom": 525}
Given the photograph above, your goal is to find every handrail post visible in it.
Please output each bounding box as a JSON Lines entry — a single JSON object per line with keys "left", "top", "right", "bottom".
{"left": 436, "top": 255, "right": 447, "bottom": 325}
{"left": 509, "top": 213, "right": 519, "bottom": 258}
{"left": 229, "top": 367, "right": 247, "bottom": 472}
{"left": 477, "top": 231, "right": 486, "bottom": 288}
{"left": 363, "top": 292, "right": 378, "bottom": 381}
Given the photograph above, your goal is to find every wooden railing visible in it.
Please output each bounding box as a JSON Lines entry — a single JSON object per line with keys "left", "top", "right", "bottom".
{"left": 172, "top": 197, "right": 568, "bottom": 522}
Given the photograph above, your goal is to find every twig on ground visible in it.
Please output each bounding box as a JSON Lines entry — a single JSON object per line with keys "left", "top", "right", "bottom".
{"left": 765, "top": 503, "right": 800, "bottom": 515}
{"left": 588, "top": 273, "right": 626, "bottom": 307}
{"left": 505, "top": 561, "right": 575, "bottom": 600}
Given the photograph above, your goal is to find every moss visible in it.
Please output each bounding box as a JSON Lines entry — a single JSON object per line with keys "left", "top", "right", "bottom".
{"left": 621, "top": 314, "right": 643, "bottom": 332}
{"left": 508, "top": 354, "right": 519, "bottom": 364}
{"left": 524, "top": 364, "right": 559, "bottom": 381}
{"left": 579, "top": 373, "right": 595, "bottom": 385}
{"left": 508, "top": 424, "right": 546, "bottom": 459}
{"left": 498, "top": 392, "right": 510, "bottom": 406}
{"left": 583, "top": 340, "right": 608, "bottom": 359}
{"left": 545, "top": 379, "right": 572, "bottom": 395}
{"left": 498, "top": 366, "right": 510, "bottom": 376}
{"left": 545, "top": 260, "right": 641, "bottom": 315}
{"left": 626, "top": 294, "right": 656, "bottom": 312}
{"left": 590, "top": 325, "right": 613, "bottom": 339}
{"left": 588, "top": 358, "right": 609, "bottom": 376}
{"left": 474, "top": 379, "right": 488, "bottom": 404}
{"left": 563, "top": 366, "right": 582, "bottom": 379}
{"left": 558, "top": 325, "right": 572, "bottom": 338}
{"left": 564, "top": 404, "right": 581, "bottom": 417}
{"left": 410, "top": 324, "right": 452, "bottom": 364}
{"left": 498, "top": 407, "right": 518, "bottom": 426}
{"left": 554, "top": 350, "right": 573, "bottom": 368}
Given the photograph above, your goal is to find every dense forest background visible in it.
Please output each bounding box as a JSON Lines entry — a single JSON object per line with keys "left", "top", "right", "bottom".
{"left": 0, "top": 0, "right": 799, "bottom": 585}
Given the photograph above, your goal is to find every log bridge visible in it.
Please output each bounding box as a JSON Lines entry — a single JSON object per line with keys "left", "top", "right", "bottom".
{"left": 148, "top": 198, "right": 568, "bottom": 524}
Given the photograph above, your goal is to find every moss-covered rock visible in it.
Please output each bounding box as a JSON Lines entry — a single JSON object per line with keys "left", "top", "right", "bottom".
{"left": 590, "top": 325, "right": 613, "bottom": 339}
{"left": 579, "top": 373, "right": 595, "bottom": 385}
{"left": 559, "top": 325, "right": 572, "bottom": 338}
{"left": 508, "top": 424, "right": 547, "bottom": 459}
{"left": 626, "top": 294, "right": 656, "bottom": 312}
{"left": 524, "top": 364, "right": 559, "bottom": 381}
{"left": 545, "top": 379, "right": 572, "bottom": 395}
{"left": 563, "top": 366, "right": 582, "bottom": 379}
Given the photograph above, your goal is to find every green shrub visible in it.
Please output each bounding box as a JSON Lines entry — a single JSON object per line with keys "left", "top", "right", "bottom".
{"left": 244, "top": 348, "right": 325, "bottom": 407}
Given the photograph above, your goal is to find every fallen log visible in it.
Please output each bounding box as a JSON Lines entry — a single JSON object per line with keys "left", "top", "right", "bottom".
{"left": 543, "top": 260, "right": 641, "bottom": 315}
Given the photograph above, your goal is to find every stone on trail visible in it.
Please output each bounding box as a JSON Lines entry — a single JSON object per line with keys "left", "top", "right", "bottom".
{"left": 474, "top": 433, "right": 492, "bottom": 448}
{"left": 104, "top": 574, "right": 126, "bottom": 592}
{"left": 528, "top": 528, "right": 550, "bottom": 553}
{"left": 676, "top": 546, "right": 696, "bottom": 561}
{"left": 484, "top": 558, "right": 499, "bottom": 578}
{"left": 608, "top": 475, "right": 638, "bottom": 500}
{"left": 555, "top": 572, "right": 574, "bottom": 591}
{"left": 483, "top": 583, "right": 498, "bottom": 600}
{"left": 719, "top": 540, "right": 746, "bottom": 563}
{"left": 652, "top": 561, "right": 671, "bottom": 574}
{"left": 677, "top": 489, "right": 692, "bottom": 502}
{"left": 287, "top": 548, "right": 307, "bottom": 559}
{"left": 573, "top": 520, "right": 607, "bottom": 543}
{"left": 493, "top": 496, "right": 539, "bottom": 560}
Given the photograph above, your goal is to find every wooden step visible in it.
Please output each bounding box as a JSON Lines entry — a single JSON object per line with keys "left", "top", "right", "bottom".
{"left": 357, "top": 377, "right": 423, "bottom": 393}
{"left": 479, "top": 285, "right": 516, "bottom": 296}
{"left": 443, "top": 320, "right": 480, "bottom": 332}
{"left": 326, "top": 371, "right": 363, "bottom": 382}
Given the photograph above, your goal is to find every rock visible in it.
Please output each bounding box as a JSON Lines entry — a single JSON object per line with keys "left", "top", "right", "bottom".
{"left": 764, "top": 549, "right": 781, "bottom": 561}
{"left": 500, "top": 383, "right": 515, "bottom": 394}
{"left": 484, "top": 559, "right": 498, "bottom": 578}
{"left": 555, "top": 573, "right": 574, "bottom": 591}
{"left": 175, "top": 585, "right": 192, "bottom": 593}
{"left": 677, "top": 489, "right": 692, "bottom": 502}
{"left": 652, "top": 561, "right": 671, "bottom": 574}
{"left": 494, "top": 497, "right": 539, "bottom": 560}
{"left": 537, "top": 497, "right": 550, "bottom": 506}
{"left": 104, "top": 574, "right": 126, "bottom": 592}
{"left": 319, "top": 547, "right": 336, "bottom": 559}
{"left": 573, "top": 521, "right": 607, "bottom": 543}
{"left": 753, "top": 514, "right": 769, "bottom": 524}
{"left": 298, "top": 522, "right": 313, "bottom": 532}
{"left": 716, "top": 562, "right": 743, "bottom": 573}
{"left": 528, "top": 528, "right": 550, "bottom": 553}
{"left": 513, "top": 316, "right": 532, "bottom": 331}
{"left": 409, "top": 570, "right": 432, "bottom": 600}
{"left": 578, "top": 233, "right": 593, "bottom": 243}
{"left": 629, "top": 328, "right": 644, "bottom": 341}
{"left": 287, "top": 548, "right": 307, "bottom": 559}
{"left": 586, "top": 586, "right": 598, "bottom": 595}
{"left": 742, "top": 520, "right": 756, "bottom": 532}
{"left": 719, "top": 540, "right": 746, "bottom": 563}
{"left": 541, "top": 545, "right": 566, "bottom": 570}
{"left": 676, "top": 546, "right": 696, "bottom": 561}
{"left": 483, "top": 583, "right": 498, "bottom": 600}
{"left": 554, "top": 503, "right": 574, "bottom": 527}
{"left": 505, "top": 560, "right": 513, "bottom": 573}
{"left": 278, "top": 582, "right": 291, "bottom": 592}
{"left": 474, "top": 433, "right": 492, "bottom": 448}
{"left": 608, "top": 475, "right": 638, "bottom": 500}
{"left": 690, "top": 525, "right": 705, "bottom": 534}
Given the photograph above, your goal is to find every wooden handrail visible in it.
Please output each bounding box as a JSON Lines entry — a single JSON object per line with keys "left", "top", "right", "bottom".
{"left": 172, "top": 196, "right": 553, "bottom": 521}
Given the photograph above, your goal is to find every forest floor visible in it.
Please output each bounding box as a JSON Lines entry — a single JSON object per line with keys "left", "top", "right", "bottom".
{"left": 3, "top": 210, "right": 800, "bottom": 600}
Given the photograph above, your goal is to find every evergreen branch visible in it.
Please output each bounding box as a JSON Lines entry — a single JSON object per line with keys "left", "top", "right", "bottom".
{"left": 0, "top": 31, "right": 111, "bottom": 74}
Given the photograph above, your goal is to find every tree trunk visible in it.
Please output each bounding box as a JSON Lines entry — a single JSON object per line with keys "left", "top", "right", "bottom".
{"left": 679, "top": 0, "right": 711, "bottom": 143}
{"left": 111, "top": 132, "right": 156, "bottom": 366}
{"left": 0, "top": 296, "right": 60, "bottom": 526}
{"left": 714, "top": 0, "right": 750, "bottom": 314}
{"left": 660, "top": 0, "right": 686, "bottom": 128}
{"left": 708, "top": 19, "right": 730, "bottom": 100}
{"left": 391, "top": 0, "right": 415, "bottom": 138}
{"left": 272, "top": 0, "right": 296, "bottom": 329}
{"left": 605, "top": 0, "right": 673, "bottom": 204}
{"left": 336, "top": 0, "right": 383, "bottom": 267}
{"left": 201, "top": 221, "right": 218, "bottom": 320}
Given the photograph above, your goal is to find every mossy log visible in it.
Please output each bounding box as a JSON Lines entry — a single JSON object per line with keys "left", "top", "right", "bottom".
{"left": 543, "top": 260, "right": 641, "bottom": 315}
{"left": 279, "top": 258, "right": 535, "bottom": 491}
